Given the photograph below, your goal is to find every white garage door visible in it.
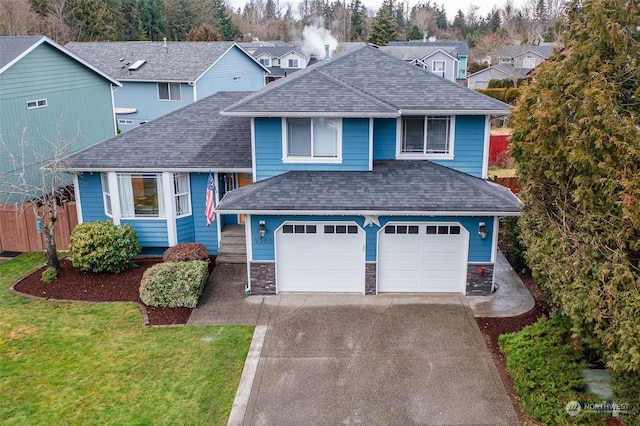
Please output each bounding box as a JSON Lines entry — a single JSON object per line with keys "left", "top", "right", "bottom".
{"left": 378, "top": 223, "right": 468, "bottom": 293}
{"left": 276, "top": 223, "right": 365, "bottom": 293}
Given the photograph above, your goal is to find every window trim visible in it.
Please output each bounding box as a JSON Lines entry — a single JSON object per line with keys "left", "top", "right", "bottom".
{"left": 281, "top": 117, "right": 343, "bottom": 163}
{"left": 396, "top": 115, "right": 455, "bottom": 160}
{"left": 157, "top": 82, "right": 182, "bottom": 101}
{"left": 27, "top": 99, "right": 47, "bottom": 109}
{"left": 432, "top": 60, "right": 446, "bottom": 77}
{"left": 259, "top": 57, "right": 271, "bottom": 67}
{"left": 173, "top": 173, "right": 191, "bottom": 218}
{"left": 101, "top": 172, "right": 113, "bottom": 217}
{"left": 117, "top": 173, "right": 165, "bottom": 219}
{"left": 287, "top": 58, "right": 299, "bottom": 68}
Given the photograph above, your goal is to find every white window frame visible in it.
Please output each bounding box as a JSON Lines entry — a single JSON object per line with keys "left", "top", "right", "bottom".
{"left": 282, "top": 117, "right": 342, "bottom": 163}
{"left": 117, "top": 119, "right": 134, "bottom": 125}
{"left": 117, "top": 173, "right": 165, "bottom": 218}
{"left": 287, "top": 58, "right": 299, "bottom": 68}
{"left": 101, "top": 172, "right": 113, "bottom": 217}
{"left": 432, "top": 60, "right": 446, "bottom": 77}
{"left": 158, "top": 82, "right": 181, "bottom": 101}
{"left": 173, "top": 173, "right": 191, "bottom": 217}
{"left": 397, "top": 116, "right": 455, "bottom": 160}
{"left": 259, "top": 57, "right": 271, "bottom": 67}
{"left": 27, "top": 99, "right": 47, "bottom": 109}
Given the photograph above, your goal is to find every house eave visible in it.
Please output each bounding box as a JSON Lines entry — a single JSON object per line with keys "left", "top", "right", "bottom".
{"left": 220, "top": 111, "right": 401, "bottom": 118}
{"left": 401, "top": 109, "right": 511, "bottom": 116}
{"left": 64, "top": 167, "right": 253, "bottom": 173}
{"left": 215, "top": 208, "right": 521, "bottom": 216}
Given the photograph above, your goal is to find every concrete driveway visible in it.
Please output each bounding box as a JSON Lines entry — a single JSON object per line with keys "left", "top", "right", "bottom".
{"left": 230, "top": 295, "right": 518, "bottom": 425}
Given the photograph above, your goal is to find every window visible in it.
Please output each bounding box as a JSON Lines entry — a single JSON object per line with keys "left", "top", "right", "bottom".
{"left": 158, "top": 82, "right": 181, "bottom": 101}
{"left": 522, "top": 56, "right": 536, "bottom": 68}
{"left": 401, "top": 116, "right": 453, "bottom": 157}
{"left": 118, "top": 173, "right": 164, "bottom": 218}
{"left": 101, "top": 173, "right": 112, "bottom": 216}
{"left": 173, "top": 173, "right": 191, "bottom": 217}
{"left": 285, "top": 118, "right": 340, "bottom": 160}
{"left": 259, "top": 58, "right": 271, "bottom": 66}
{"left": 118, "top": 119, "right": 134, "bottom": 125}
{"left": 233, "top": 76, "right": 242, "bottom": 81}
{"left": 432, "top": 60, "right": 446, "bottom": 77}
{"left": 26, "top": 99, "right": 47, "bottom": 109}
{"left": 324, "top": 225, "right": 358, "bottom": 234}
{"left": 283, "top": 224, "right": 317, "bottom": 234}
{"left": 288, "top": 58, "right": 299, "bottom": 68}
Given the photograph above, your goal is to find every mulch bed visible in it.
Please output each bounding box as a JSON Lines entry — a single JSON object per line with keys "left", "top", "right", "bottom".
{"left": 12, "top": 258, "right": 193, "bottom": 326}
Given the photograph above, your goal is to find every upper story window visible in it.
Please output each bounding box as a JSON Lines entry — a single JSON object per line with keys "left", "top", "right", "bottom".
{"left": 400, "top": 116, "right": 454, "bottom": 159}
{"left": 27, "top": 99, "right": 47, "bottom": 109}
{"left": 259, "top": 58, "right": 271, "bottom": 66}
{"left": 432, "top": 60, "right": 446, "bottom": 77}
{"left": 158, "top": 82, "right": 181, "bottom": 101}
{"left": 284, "top": 117, "right": 341, "bottom": 161}
{"left": 288, "top": 58, "right": 299, "bottom": 68}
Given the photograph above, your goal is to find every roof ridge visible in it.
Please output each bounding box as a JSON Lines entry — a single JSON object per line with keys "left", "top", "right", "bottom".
{"left": 316, "top": 70, "right": 398, "bottom": 113}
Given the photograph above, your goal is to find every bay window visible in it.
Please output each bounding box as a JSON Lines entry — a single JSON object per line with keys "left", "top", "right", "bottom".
{"left": 118, "top": 174, "right": 164, "bottom": 218}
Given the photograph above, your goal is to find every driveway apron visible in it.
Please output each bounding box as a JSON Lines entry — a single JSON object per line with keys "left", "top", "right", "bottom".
{"left": 239, "top": 295, "right": 519, "bottom": 426}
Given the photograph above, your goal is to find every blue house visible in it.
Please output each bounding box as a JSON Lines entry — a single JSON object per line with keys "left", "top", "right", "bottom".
{"left": 65, "top": 41, "right": 268, "bottom": 131}
{"left": 64, "top": 45, "right": 520, "bottom": 296}
{"left": 0, "top": 36, "right": 120, "bottom": 204}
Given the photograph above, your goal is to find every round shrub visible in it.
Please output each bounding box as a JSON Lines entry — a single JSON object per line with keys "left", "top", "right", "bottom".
{"left": 163, "top": 242, "right": 210, "bottom": 263}
{"left": 69, "top": 221, "right": 141, "bottom": 273}
{"left": 139, "top": 260, "right": 209, "bottom": 308}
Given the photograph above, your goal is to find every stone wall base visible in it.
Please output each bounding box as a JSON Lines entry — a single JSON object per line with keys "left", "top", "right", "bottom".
{"left": 365, "top": 263, "right": 377, "bottom": 295}
{"left": 250, "top": 262, "right": 276, "bottom": 295}
{"left": 466, "top": 264, "right": 494, "bottom": 296}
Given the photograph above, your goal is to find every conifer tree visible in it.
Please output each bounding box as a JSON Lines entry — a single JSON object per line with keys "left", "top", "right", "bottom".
{"left": 367, "top": 6, "right": 396, "bottom": 45}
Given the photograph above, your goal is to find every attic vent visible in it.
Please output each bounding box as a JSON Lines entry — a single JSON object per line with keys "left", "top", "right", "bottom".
{"left": 128, "top": 60, "right": 146, "bottom": 71}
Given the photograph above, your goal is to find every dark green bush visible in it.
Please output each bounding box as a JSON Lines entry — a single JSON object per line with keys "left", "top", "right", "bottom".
{"left": 499, "top": 316, "right": 601, "bottom": 424}
{"left": 612, "top": 370, "right": 640, "bottom": 425}
{"left": 477, "top": 88, "right": 521, "bottom": 105}
{"left": 40, "top": 267, "right": 58, "bottom": 283}
{"left": 139, "top": 260, "right": 208, "bottom": 308}
{"left": 163, "top": 243, "right": 210, "bottom": 263}
{"left": 69, "top": 221, "right": 141, "bottom": 273}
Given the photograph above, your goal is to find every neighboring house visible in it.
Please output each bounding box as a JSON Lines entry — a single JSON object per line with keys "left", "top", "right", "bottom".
{"left": 382, "top": 40, "right": 469, "bottom": 82}
{"left": 468, "top": 44, "right": 557, "bottom": 89}
{"left": 65, "top": 41, "right": 268, "bottom": 132}
{"left": 0, "top": 36, "right": 120, "bottom": 204}
{"left": 64, "top": 45, "right": 520, "bottom": 297}
{"left": 250, "top": 46, "right": 313, "bottom": 83}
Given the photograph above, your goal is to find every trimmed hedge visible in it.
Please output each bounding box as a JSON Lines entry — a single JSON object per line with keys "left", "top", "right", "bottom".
{"left": 139, "top": 260, "right": 208, "bottom": 308}
{"left": 499, "top": 316, "right": 601, "bottom": 424}
{"left": 69, "top": 221, "right": 141, "bottom": 273}
{"left": 477, "top": 88, "right": 521, "bottom": 104}
{"left": 163, "top": 243, "right": 210, "bottom": 263}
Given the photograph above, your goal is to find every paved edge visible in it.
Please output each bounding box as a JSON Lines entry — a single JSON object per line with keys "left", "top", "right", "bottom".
{"left": 227, "top": 325, "right": 267, "bottom": 426}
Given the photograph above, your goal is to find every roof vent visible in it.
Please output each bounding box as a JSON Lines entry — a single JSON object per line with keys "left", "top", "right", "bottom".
{"left": 128, "top": 60, "right": 146, "bottom": 71}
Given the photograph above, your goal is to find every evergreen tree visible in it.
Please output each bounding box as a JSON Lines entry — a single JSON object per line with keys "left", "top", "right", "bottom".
{"left": 367, "top": 6, "right": 396, "bottom": 45}
{"left": 120, "top": 0, "right": 139, "bottom": 40}
{"left": 435, "top": 5, "right": 447, "bottom": 31}
{"left": 66, "top": 0, "right": 122, "bottom": 41}
{"left": 164, "top": 0, "right": 197, "bottom": 40}
{"left": 211, "top": 0, "right": 241, "bottom": 40}
{"left": 137, "top": 0, "right": 165, "bottom": 40}
{"left": 406, "top": 24, "right": 422, "bottom": 41}
{"left": 451, "top": 9, "right": 465, "bottom": 37}
{"left": 510, "top": 0, "right": 640, "bottom": 398}
{"left": 348, "top": 0, "right": 364, "bottom": 41}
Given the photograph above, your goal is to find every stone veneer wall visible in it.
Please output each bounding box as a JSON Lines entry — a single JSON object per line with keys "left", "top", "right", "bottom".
{"left": 250, "top": 262, "right": 276, "bottom": 295}
{"left": 466, "top": 264, "right": 494, "bottom": 295}
{"left": 365, "top": 263, "right": 377, "bottom": 295}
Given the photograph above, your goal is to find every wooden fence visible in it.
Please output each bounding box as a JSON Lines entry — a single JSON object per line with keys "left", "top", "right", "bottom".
{"left": 0, "top": 201, "right": 77, "bottom": 253}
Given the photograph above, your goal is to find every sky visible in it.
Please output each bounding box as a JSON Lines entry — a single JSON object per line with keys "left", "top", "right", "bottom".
{"left": 228, "top": 0, "right": 526, "bottom": 23}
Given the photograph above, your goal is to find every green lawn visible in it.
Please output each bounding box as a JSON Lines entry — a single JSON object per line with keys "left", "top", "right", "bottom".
{"left": 0, "top": 253, "right": 253, "bottom": 425}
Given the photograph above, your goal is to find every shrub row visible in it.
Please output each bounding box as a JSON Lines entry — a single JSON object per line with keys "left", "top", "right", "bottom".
{"left": 139, "top": 260, "right": 209, "bottom": 308}
{"left": 499, "top": 316, "right": 601, "bottom": 424}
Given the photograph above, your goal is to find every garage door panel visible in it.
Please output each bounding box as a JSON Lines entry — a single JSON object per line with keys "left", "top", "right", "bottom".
{"left": 379, "top": 223, "right": 468, "bottom": 293}
{"left": 276, "top": 223, "right": 365, "bottom": 293}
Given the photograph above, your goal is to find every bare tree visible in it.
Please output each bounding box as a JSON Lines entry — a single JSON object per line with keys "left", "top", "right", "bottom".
{"left": 0, "top": 0, "right": 40, "bottom": 36}
{"left": 0, "top": 123, "right": 77, "bottom": 269}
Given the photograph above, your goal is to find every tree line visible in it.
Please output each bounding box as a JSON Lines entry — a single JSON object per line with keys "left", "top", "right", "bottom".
{"left": 1, "top": 0, "right": 565, "bottom": 64}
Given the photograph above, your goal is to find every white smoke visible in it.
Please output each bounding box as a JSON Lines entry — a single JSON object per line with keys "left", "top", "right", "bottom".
{"left": 300, "top": 18, "right": 338, "bottom": 60}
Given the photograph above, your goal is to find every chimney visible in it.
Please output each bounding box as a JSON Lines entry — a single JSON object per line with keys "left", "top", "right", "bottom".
{"left": 324, "top": 44, "right": 330, "bottom": 62}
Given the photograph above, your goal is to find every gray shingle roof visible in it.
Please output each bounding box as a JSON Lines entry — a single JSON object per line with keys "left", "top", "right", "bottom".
{"left": 252, "top": 46, "right": 307, "bottom": 59}
{"left": 222, "top": 45, "right": 510, "bottom": 117}
{"left": 380, "top": 45, "right": 458, "bottom": 61}
{"left": 216, "top": 160, "right": 521, "bottom": 215}
{"left": 63, "top": 92, "right": 252, "bottom": 171}
{"left": 64, "top": 41, "right": 264, "bottom": 81}
{"left": 388, "top": 40, "right": 469, "bottom": 56}
{"left": 499, "top": 44, "right": 557, "bottom": 59}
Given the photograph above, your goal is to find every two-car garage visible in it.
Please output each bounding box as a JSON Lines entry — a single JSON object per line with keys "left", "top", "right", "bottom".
{"left": 274, "top": 222, "right": 469, "bottom": 294}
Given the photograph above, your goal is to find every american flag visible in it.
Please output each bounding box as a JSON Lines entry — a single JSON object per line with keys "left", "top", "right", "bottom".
{"left": 205, "top": 173, "right": 215, "bottom": 226}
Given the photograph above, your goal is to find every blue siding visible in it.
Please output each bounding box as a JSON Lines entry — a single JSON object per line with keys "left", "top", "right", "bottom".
{"left": 372, "top": 119, "right": 397, "bottom": 160}
{"left": 114, "top": 81, "right": 195, "bottom": 131}
{"left": 431, "top": 116, "right": 485, "bottom": 177}
{"left": 190, "top": 173, "right": 219, "bottom": 253}
{"left": 254, "top": 118, "right": 370, "bottom": 181}
{"left": 122, "top": 219, "right": 169, "bottom": 246}
{"left": 196, "top": 46, "right": 265, "bottom": 95}
{"left": 77, "top": 173, "right": 108, "bottom": 222}
{"left": 176, "top": 216, "right": 195, "bottom": 243}
{"left": 250, "top": 214, "right": 493, "bottom": 263}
